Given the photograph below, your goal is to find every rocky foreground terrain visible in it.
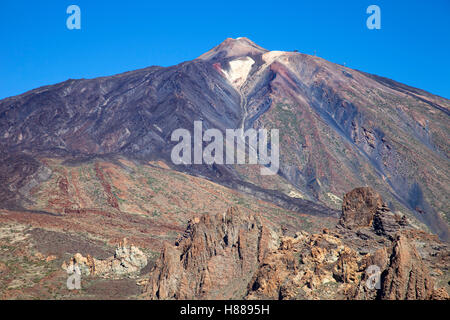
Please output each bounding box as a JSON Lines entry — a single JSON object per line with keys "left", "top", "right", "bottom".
{"left": 144, "top": 187, "right": 449, "bottom": 300}
{"left": 0, "top": 157, "right": 336, "bottom": 299}
{"left": 1, "top": 186, "right": 448, "bottom": 300}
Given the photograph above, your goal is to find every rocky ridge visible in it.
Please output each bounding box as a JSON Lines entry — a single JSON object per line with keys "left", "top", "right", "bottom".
{"left": 144, "top": 207, "right": 279, "bottom": 299}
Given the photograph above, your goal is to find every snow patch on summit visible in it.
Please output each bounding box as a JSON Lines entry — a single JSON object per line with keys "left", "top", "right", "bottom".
{"left": 262, "top": 51, "right": 290, "bottom": 65}
{"left": 222, "top": 57, "right": 255, "bottom": 89}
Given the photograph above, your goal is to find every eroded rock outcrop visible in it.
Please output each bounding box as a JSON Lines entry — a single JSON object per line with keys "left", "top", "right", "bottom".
{"left": 144, "top": 207, "right": 278, "bottom": 299}
{"left": 373, "top": 203, "right": 408, "bottom": 239}
{"left": 339, "top": 187, "right": 408, "bottom": 239}
{"left": 339, "top": 187, "right": 384, "bottom": 229}
{"left": 62, "top": 238, "right": 147, "bottom": 278}
{"left": 245, "top": 229, "right": 449, "bottom": 300}
{"left": 246, "top": 230, "right": 363, "bottom": 300}
{"left": 381, "top": 235, "right": 437, "bottom": 300}
{"left": 146, "top": 190, "right": 449, "bottom": 300}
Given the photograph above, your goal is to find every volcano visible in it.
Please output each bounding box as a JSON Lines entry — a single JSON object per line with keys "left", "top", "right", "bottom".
{"left": 0, "top": 37, "right": 449, "bottom": 241}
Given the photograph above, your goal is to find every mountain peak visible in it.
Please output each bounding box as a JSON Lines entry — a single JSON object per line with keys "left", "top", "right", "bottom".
{"left": 197, "top": 37, "right": 268, "bottom": 61}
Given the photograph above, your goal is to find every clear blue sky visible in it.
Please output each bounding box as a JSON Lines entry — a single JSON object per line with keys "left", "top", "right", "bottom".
{"left": 1, "top": 0, "right": 449, "bottom": 99}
